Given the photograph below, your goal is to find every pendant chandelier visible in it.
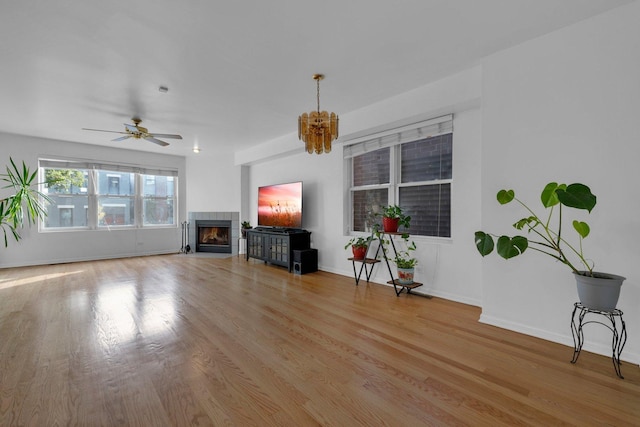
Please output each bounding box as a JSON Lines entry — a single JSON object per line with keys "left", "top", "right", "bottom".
{"left": 298, "top": 74, "right": 338, "bottom": 154}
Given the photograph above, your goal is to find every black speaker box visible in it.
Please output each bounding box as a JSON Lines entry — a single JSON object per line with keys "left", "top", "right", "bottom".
{"left": 293, "top": 249, "right": 318, "bottom": 275}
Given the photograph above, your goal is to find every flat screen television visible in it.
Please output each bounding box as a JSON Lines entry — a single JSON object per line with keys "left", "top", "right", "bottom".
{"left": 257, "top": 181, "right": 303, "bottom": 228}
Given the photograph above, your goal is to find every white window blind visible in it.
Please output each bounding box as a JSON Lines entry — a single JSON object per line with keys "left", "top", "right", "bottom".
{"left": 39, "top": 159, "right": 178, "bottom": 177}
{"left": 343, "top": 114, "right": 453, "bottom": 159}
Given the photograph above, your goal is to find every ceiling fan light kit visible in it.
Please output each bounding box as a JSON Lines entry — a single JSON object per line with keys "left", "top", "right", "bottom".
{"left": 298, "top": 74, "right": 338, "bottom": 154}
{"left": 82, "top": 118, "right": 183, "bottom": 147}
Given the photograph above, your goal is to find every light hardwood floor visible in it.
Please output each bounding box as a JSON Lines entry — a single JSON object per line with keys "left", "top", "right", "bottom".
{"left": 0, "top": 254, "right": 638, "bottom": 426}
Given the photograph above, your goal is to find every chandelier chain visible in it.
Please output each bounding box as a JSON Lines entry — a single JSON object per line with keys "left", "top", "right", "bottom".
{"left": 316, "top": 78, "right": 321, "bottom": 113}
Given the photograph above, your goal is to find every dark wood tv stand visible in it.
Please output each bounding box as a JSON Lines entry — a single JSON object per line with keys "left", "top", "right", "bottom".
{"left": 246, "top": 228, "right": 311, "bottom": 272}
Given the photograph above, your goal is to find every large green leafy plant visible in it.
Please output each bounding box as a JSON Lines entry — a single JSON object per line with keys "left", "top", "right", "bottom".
{"left": 0, "top": 158, "right": 52, "bottom": 247}
{"left": 475, "top": 182, "right": 597, "bottom": 276}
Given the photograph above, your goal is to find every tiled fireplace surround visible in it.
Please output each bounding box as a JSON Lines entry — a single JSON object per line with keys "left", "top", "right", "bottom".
{"left": 188, "top": 212, "right": 240, "bottom": 256}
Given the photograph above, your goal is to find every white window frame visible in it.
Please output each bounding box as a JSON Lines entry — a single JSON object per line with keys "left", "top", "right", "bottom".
{"left": 343, "top": 114, "right": 453, "bottom": 238}
{"left": 39, "top": 158, "right": 178, "bottom": 232}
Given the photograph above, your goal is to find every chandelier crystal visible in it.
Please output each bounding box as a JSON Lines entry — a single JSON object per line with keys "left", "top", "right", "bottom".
{"left": 298, "top": 74, "right": 338, "bottom": 154}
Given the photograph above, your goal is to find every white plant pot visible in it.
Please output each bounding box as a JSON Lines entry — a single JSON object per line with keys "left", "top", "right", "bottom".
{"left": 397, "top": 267, "right": 415, "bottom": 285}
{"left": 573, "top": 271, "right": 625, "bottom": 311}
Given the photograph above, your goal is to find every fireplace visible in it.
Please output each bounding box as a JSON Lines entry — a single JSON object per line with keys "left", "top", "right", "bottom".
{"left": 195, "top": 220, "right": 232, "bottom": 253}
{"left": 187, "top": 212, "right": 239, "bottom": 256}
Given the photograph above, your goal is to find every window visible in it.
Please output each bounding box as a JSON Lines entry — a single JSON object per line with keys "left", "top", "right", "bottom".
{"left": 98, "top": 171, "right": 135, "bottom": 226}
{"left": 142, "top": 175, "right": 175, "bottom": 226}
{"left": 351, "top": 148, "right": 389, "bottom": 231}
{"left": 39, "top": 159, "right": 178, "bottom": 231}
{"left": 345, "top": 115, "right": 453, "bottom": 238}
{"left": 42, "top": 168, "right": 88, "bottom": 228}
{"left": 399, "top": 135, "right": 452, "bottom": 237}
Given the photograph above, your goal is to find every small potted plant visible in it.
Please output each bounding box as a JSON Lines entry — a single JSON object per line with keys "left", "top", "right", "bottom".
{"left": 241, "top": 221, "right": 252, "bottom": 238}
{"left": 474, "top": 182, "right": 625, "bottom": 311}
{"left": 393, "top": 240, "right": 418, "bottom": 284}
{"left": 344, "top": 235, "right": 376, "bottom": 260}
{"left": 378, "top": 205, "right": 411, "bottom": 233}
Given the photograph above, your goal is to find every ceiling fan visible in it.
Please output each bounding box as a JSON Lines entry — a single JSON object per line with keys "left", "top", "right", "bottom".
{"left": 82, "top": 118, "right": 183, "bottom": 146}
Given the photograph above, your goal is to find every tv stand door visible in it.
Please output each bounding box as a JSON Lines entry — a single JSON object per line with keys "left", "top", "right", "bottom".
{"left": 268, "top": 235, "right": 289, "bottom": 269}
{"left": 246, "top": 229, "right": 311, "bottom": 272}
{"left": 246, "top": 231, "right": 267, "bottom": 261}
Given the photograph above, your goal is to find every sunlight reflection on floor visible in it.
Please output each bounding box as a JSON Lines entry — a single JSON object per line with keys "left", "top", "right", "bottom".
{"left": 93, "top": 282, "right": 177, "bottom": 349}
{"left": 0, "top": 270, "right": 85, "bottom": 290}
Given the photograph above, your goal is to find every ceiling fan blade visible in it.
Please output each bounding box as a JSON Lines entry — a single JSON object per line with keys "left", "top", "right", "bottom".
{"left": 82, "top": 128, "right": 128, "bottom": 135}
{"left": 85, "top": 120, "right": 178, "bottom": 147}
{"left": 124, "top": 123, "right": 138, "bottom": 133}
{"left": 144, "top": 137, "right": 170, "bottom": 147}
{"left": 150, "top": 133, "right": 183, "bottom": 140}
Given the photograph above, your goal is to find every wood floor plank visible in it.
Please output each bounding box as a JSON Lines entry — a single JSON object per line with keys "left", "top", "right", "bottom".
{"left": 0, "top": 254, "right": 638, "bottom": 426}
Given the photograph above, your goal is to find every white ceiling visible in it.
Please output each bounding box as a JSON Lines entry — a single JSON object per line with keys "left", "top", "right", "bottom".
{"left": 0, "top": 0, "right": 634, "bottom": 157}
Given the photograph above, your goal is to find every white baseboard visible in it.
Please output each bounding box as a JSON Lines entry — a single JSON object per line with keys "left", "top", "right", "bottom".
{"left": 480, "top": 313, "right": 640, "bottom": 365}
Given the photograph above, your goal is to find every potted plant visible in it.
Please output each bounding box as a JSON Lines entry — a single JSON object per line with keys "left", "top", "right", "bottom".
{"left": 474, "top": 182, "right": 625, "bottom": 311}
{"left": 1, "top": 158, "right": 52, "bottom": 247}
{"left": 344, "top": 235, "right": 376, "bottom": 260}
{"left": 241, "top": 220, "right": 252, "bottom": 238}
{"left": 379, "top": 205, "right": 411, "bottom": 233}
{"left": 393, "top": 239, "right": 418, "bottom": 284}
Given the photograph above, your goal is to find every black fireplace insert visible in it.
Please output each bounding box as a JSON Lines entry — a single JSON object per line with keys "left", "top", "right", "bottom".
{"left": 195, "top": 220, "right": 232, "bottom": 253}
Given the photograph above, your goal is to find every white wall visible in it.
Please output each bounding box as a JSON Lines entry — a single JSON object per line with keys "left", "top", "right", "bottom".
{"left": 185, "top": 144, "right": 241, "bottom": 212}
{"left": 480, "top": 2, "right": 640, "bottom": 363}
{"left": 244, "top": 67, "right": 485, "bottom": 307}
{"left": 247, "top": 143, "right": 344, "bottom": 268}
{"left": 0, "top": 132, "right": 186, "bottom": 267}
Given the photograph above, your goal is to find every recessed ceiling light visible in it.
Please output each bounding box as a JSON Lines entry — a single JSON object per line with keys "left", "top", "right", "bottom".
{"left": 193, "top": 147, "right": 200, "bottom": 153}
{"left": 159, "top": 85, "right": 169, "bottom": 93}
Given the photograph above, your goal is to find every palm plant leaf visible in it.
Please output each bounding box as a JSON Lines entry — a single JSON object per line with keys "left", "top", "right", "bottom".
{"left": 0, "top": 158, "right": 52, "bottom": 246}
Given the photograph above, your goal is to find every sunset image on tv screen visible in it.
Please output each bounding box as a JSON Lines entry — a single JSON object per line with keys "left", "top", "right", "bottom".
{"left": 258, "top": 182, "right": 302, "bottom": 227}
